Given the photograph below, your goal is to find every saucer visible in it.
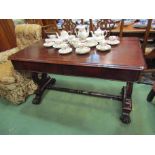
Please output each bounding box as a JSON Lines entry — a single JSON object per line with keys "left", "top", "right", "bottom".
{"left": 45, "top": 38, "right": 53, "bottom": 43}
{"left": 107, "top": 40, "right": 120, "bottom": 45}
{"left": 96, "top": 44, "right": 111, "bottom": 51}
{"left": 76, "top": 47, "right": 90, "bottom": 54}
{"left": 43, "top": 42, "right": 54, "bottom": 47}
{"left": 85, "top": 41, "right": 98, "bottom": 47}
{"left": 53, "top": 43, "right": 68, "bottom": 49}
{"left": 48, "top": 34, "right": 56, "bottom": 39}
{"left": 58, "top": 48, "right": 72, "bottom": 54}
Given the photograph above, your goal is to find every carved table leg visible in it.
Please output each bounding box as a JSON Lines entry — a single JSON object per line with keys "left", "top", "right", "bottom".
{"left": 120, "top": 82, "right": 133, "bottom": 124}
{"left": 147, "top": 89, "right": 155, "bottom": 102}
{"left": 32, "top": 72, "right": 56, "bottom": 104}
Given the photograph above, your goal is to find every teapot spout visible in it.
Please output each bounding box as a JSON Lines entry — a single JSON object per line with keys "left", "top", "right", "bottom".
{"left": 56, "top": 32, "right": 60, "bottom": 38}
{"left": 90, "top": 31, "right": 94, "bottom": 37}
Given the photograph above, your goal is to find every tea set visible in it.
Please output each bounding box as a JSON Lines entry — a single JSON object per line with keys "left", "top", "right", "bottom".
{"left": 43, "top": 25, "right": 120, "bottom": 54}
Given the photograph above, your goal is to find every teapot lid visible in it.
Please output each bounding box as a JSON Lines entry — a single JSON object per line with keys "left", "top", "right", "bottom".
{"left": 96, "top": 27, "right": 102, "bottom": 31}
{"left": 76, "top": 24, "right": 87, "bottom": 29}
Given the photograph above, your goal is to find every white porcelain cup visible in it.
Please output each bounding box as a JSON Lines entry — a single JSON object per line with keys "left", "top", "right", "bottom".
{"left": 70, "top": 38, "right": 80, "bottom": 46}
{"left": 54, "top": 39, "right": 63, "bottom": 45}
{"left": 61, "top": 44, "right": 69, "bottom": 49}
{"left": 109, "top": 36, "right": 118, "bottom": 41}
{"left": 45, "top": 38, "right": 52, "bottom": 43}
{"left": 48, "top": 35, "right": 56, "bottom": 39}
{"left": 99, "top": 40, "right": 107, "bottom": 46}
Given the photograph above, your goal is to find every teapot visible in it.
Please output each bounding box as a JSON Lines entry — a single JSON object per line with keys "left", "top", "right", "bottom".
{"left": 91, "top": 28, "right": 108, "bottom": 37}
{"left": 56, "top": 30, "right": 69, "bottom": 41}
{"left": 91, "top": 28, "right": 108, "bottom": 42}
{"left": 75, "top": 25, "right": 89, "bottom": 40}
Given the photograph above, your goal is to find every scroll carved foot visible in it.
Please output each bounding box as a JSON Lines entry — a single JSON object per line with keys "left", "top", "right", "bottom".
{"left": 120, "top": 82, "right": 133, "bottom": 124}
{"left": 32, "top": 72, "right": 56, "bottom": 104}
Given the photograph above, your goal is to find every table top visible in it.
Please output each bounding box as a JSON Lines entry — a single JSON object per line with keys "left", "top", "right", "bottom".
{"left": 112, "top": 23, "right": 155, "bottom": 33}
{"left": 10, "top": 37, "right": 146, "bottom": 71}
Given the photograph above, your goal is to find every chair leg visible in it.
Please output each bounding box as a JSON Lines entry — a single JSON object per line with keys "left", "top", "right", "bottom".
{"left": 147, "top": 89, "right": 155, "bottom": 102}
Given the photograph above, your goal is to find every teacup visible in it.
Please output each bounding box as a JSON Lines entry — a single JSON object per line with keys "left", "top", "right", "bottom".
{"left": 61, "top": 44, "right": 69, "bottom": 49}
{"left": 99, "top": 40, "right": 107, "bottom": 46}
{"left": 54, "top": 38, "right": 63, "bottom": 45}
{"left": 45, "top": 38, "right": 52, "bottom": 43}
{"left": 109, "top": 36, "right": 118, "bottom": 41}
{"left": 48, "top": 34, "right": 56, "bottom": 39}
{"left": 94, "top": 36, "right": 106, "bottom": 43}
{"left": 68, "top": 35, "right": 76, "bottom": 40}
{"left": 86, "top": 37, "right": 96, "bottom": 43}
{"left": 73, "top": 42, "right": 83, "bottom": 48}
{"left": 70, "top": 38, "right": 80, "bottom": 45}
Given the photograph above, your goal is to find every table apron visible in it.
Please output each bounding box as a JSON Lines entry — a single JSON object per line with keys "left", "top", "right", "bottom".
{"left": 12, "top": 61, "right": 141, "bottom": 82}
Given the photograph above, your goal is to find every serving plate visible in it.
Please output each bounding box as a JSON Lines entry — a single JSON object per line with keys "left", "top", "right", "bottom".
{"left": 96, "top": 44, "right": 111, "bottom": 51}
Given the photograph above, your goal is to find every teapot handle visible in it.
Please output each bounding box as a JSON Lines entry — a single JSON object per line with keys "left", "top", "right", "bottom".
{"left": 56, "top": 32, "right": 60, "bottom": 38}
{"left": 90, "top": 31, "right": 94, "bottom": 37}
{"left": 75, "top": 27, "right": 78, "bottom": 37}
{"left": 104, "top": 30, "right": 108, "bottom": 37}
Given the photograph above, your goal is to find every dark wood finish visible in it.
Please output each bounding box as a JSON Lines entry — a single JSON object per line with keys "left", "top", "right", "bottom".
{"left": 89, "top": 19, "right": 94, "bottom": 32}
{"left": 120, "top": 82, "right": 133, "bottom": 123}
{"left": 147, "top": 89, "right": 155, "bottom": 102}
{"left": 142, "top": 19, "right": 153, "bottom": 54}
{"left": 81, "top": 19, "right": 84, "bottom": 24}
{"left": 112, "top": 20, "right": 155, "bottom": 37}
{"left": 25, "top": 19, "right": 60, "bottom": 38}
{"left": 90, "top": 19, "right": 124, "bottom": 38}
{"left": 0, "top": 19, "right": 17, "bottom": 51}
{"left": 61, "top": 19, "right": 76, "bottom": 34}
{"left": 32, "top": 72, "right": 56, "bottom": 104}
{"left": 119, "top": 19, "right": 124, "bottom": 38}
{"left": 9, "top": 37, "right": 146, "bottom": 124}
{"left": 49, "top": 86, "right": 122, "bottom": 101}
{"left": 10, "top": 38, "right": 146, "bottom": 81}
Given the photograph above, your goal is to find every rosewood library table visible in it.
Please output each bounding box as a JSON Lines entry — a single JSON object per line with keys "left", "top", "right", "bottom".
{"left": 10, "top": 37, "right": 146, "bottom": 124}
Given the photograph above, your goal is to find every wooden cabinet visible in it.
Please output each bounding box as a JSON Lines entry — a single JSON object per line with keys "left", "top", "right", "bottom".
{"left": 0, "top": 19, "right": 17, "bottom": 51}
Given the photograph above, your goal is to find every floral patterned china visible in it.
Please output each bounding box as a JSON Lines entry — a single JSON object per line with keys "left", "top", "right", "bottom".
{"left": 85, "top": 41, "right": 98, "bottom": 47}
{"left": 96, "top": 44, "right": 111, "bottom": 51}
{"left": 58, "top": 47, "right": 72, "bottom": 54}
{"left": 48, "top": 34, "right": 56, "bottom": 39}
{"left": 43, "top": 42, "right": 54, "bottom": 47}
{"left": 107, "top": 40, "right": 120, "bottom": 45}
{"left": 53, "top": 43, "right": 68, "bottom": 49}
{"left": 75, "top": 47, "right": 90, "bottom": 54}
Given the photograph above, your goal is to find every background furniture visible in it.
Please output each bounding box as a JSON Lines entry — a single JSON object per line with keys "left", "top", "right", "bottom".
{"left": 0, "top": 22, "right": 42, "bottom": 104}
{"left": 0, "top": 19, "right": 17, "bottom": 51}
{"left": 111, "top": 20, "right": 155, "bottom": 38}
{"left": 89, "top": 19, "right": 124, "bottom": 38}
{"left": 147, "top": 83, "right": 155, "bottom": 102}
{"left": 61, "top": 19, "right": 77, "bottom": 34}
{"left": 25, "top": 19, "right": 60, "bottom": 38}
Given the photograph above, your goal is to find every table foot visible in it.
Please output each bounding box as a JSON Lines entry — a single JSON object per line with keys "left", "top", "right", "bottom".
{"left": 147, "top": 89, "right": 155, "bottom": 102}
{"left": 120, "top": 114, "right": 131, "bottom": 124}
{"left": 121, "top": 82, "right": 133, "bottom": 124}
{"left": 32, "top": 72, "right": 56, "bottom": 104}
{"left": 32, "top": 95, "right": 41, "bottom": 104}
